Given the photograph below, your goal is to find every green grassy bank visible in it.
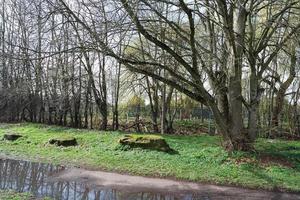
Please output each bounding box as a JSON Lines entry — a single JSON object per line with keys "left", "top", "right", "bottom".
{"left": 0, "top": 123, "right": 299, "bottom": 192}
{"left": 0, "top": 190, "right": 50, "bottom": 200}
{"left": 0, "top": 191, "right": 31, "bottom": 200}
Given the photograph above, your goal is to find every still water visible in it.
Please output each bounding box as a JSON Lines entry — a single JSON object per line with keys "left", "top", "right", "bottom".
{"left": 0, "top": 158, "right": 206, "bottom": 200}
{"left": 0, "top": 158, "right": 298, "bottom": 200}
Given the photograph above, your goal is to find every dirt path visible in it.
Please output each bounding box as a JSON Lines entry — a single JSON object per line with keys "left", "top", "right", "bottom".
{"left": 48, "top": 167, "right": 300, "bottom": 200}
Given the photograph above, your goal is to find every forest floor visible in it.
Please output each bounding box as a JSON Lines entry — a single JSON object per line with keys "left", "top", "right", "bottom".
{"left": 0, "top": 123, "right": 299, "bottom": 193}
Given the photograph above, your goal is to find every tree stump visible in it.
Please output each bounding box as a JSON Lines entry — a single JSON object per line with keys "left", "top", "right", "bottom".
{"left": 3, "top": 133, "right": 23, "bottom": 141}
{"left": 49, "top": 137, "right": 78, "bottom": 147}
{"left": 118, "top": 134, "right": 176, "bottom": 153}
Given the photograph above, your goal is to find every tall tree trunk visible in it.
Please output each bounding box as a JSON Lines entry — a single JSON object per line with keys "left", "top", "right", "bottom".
{"left": 84, "top": 78, "right": 91, "bottom": 128}
{"left": 146, "top": 77, "right": 159, "bottom": 132}
{"left": 221, "top": 1, "right": 249, "bottom": 150}
{"left": 1, "top": 0, "right": 8, "bottom": 89}
{"left": 161, "top": 77, "right": 166, "bottom": 134}
{"left": 248, "top": 71, "right": 259, "bottom": 142}
{"left": 98, "top": 54, "right": 108, "bottom": 130}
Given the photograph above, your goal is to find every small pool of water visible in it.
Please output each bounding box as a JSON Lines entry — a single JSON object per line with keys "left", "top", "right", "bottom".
{"left": 0, "top": 158, "right": 206, "bottom": 200}
{"left": 0, "top": 158, "right": 298, "bottom": 200}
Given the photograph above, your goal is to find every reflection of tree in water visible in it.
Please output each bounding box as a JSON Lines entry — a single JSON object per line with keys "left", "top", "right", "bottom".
{"left": 0, "top": 158, "right": 63, "bottom": 196}
{"left": 0, "top": 159, "right": 204, "bottom": 200}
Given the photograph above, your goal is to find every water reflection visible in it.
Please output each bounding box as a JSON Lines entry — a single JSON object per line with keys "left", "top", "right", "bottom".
{"left": 0, "top": 158, "right": 205, "bottom": 200}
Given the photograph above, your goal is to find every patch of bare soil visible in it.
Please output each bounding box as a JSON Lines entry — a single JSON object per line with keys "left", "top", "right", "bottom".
{"left": 258, "top": 154, "right": 294, "bottom": 168}
{"left": 261, "top": 129, "right": 300, "bottom": 141}
{"left": 232, "top": 157, "right": 257, "bottom": 165}
{"left": 231, "top": 154, "right": 294, "bottom": 168}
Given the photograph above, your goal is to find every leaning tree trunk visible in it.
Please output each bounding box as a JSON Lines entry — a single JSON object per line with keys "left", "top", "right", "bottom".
{"left": 272, "top": 48, "right": 296, "bottom": 133}
{"left": 74, "top": 26, "right": 108, "bottom": 131}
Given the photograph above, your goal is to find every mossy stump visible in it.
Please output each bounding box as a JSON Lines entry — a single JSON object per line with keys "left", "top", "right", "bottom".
{"left": 49, "top": 137, "right": 78, "bottom": 147}
{"left": 118, "top": 134, "right": 176, "bottom": 153}
{"left": 3, "top": 133, "right": 23, "bottom": 141}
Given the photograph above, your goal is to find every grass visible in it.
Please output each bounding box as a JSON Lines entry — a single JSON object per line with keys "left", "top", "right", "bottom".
{"left": 0, "top": 190, "right": 50, "bottom": 200}
{"left": 0, "top": 123, "right": 299, "bottom": 192}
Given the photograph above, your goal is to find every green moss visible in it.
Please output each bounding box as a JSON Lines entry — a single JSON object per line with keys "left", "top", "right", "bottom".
{"left": 127, "top": 134, "right": 162, "bottom": 140}
{"left": 118, "top": 134, "right": 175, "bottom": 153}
{"left": 0, "top": 123, "right": 299, "bottom": 192}
{"left": 49, "top": 136, "right": 76, "bottom": 141}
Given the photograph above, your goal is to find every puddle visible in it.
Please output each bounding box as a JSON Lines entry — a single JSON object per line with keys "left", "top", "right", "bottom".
{"left": 0, "top": 158, "right": 298, "bottom": 200}
{"left": 0, "top": 158, "right": 206, "bottom": 199}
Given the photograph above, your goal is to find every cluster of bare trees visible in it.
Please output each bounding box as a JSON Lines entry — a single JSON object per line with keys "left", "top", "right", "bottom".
{"left": 0, "top": 0, "right": 111, "bottom": 129}
{"left": 0, "top": 0, "right": 300, "bottom": 151}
